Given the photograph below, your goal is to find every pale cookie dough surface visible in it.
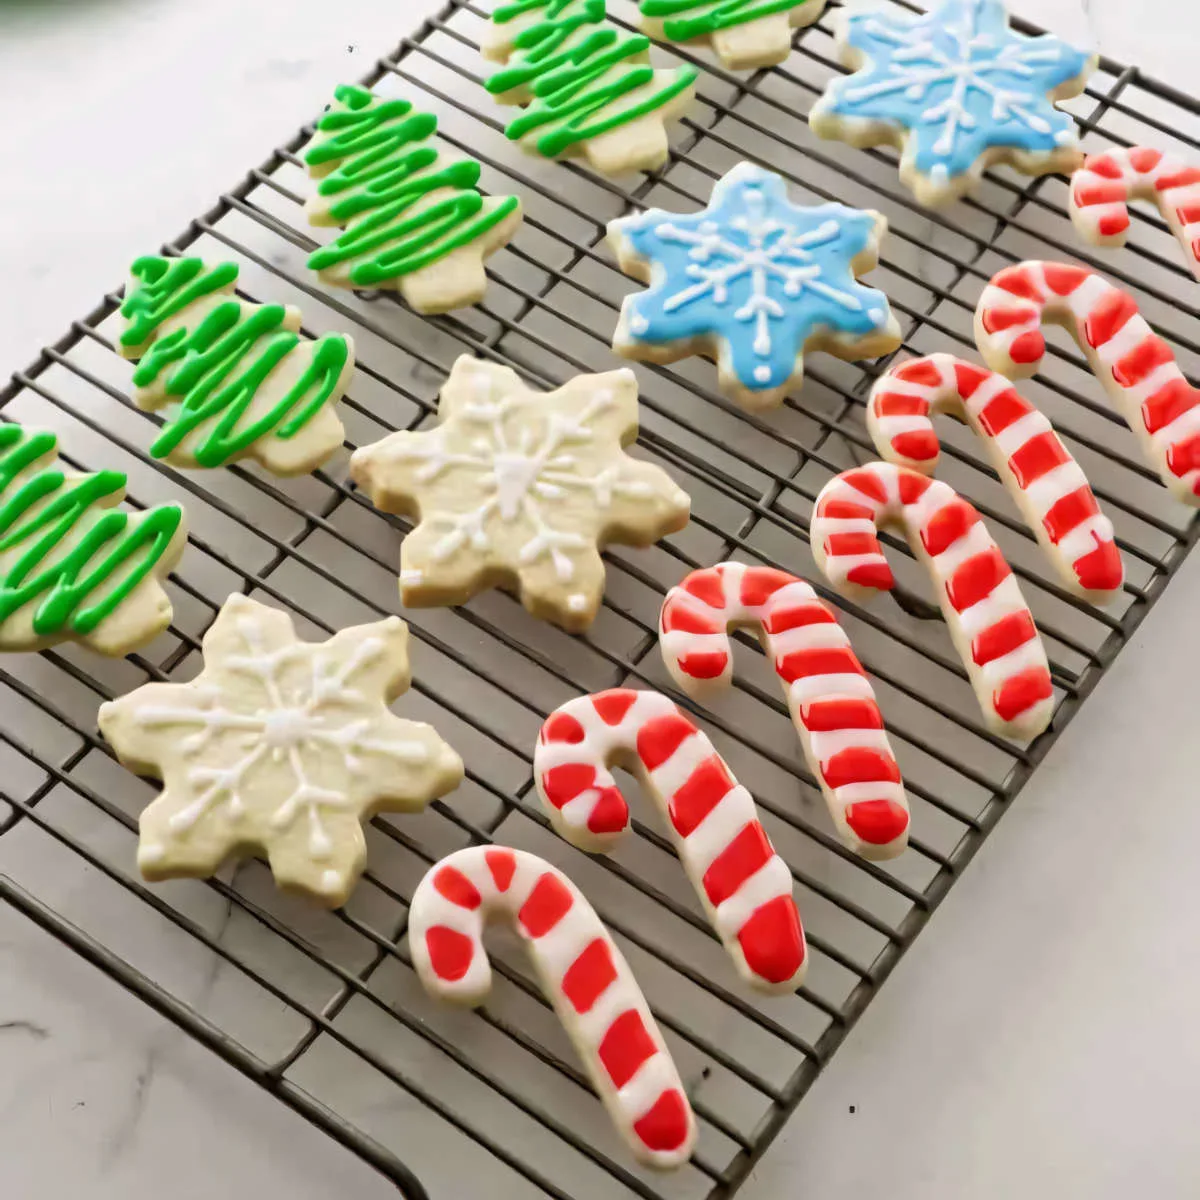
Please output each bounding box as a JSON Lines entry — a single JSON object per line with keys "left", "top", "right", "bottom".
{"left": 302, "top": 84, "right": 523, "bottom": 313}
{"left": 639, "top": 0, "right": 828, "bottom": 70}
{"left": 118, "top": 256, "right": 355, "bottom": 475}
{"left": 810, "top": 0, "right": 1096, "bottom": 209}
{"left": 98, "top": 594, "right": 464, "bottom": 906}
{"left": 482, "top": 0, "right": 698, "bottom": 176}
{"left": 608, "top": 161, "right": 901, "bottom": 411}
{"left": 350, "top": 356, "right": 691, "bottom": 631}
{"left": 0, "top": 424, "right": 186, "bottom": 655}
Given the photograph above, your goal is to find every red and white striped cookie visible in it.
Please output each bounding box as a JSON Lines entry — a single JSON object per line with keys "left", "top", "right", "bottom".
{"left": 658, "top": 562, "right": 908, "bottom": 860}
{"left": 409, "top": 846, "right": 696, "bottom": 1169}
{"left": 868, "top": 353, "right": 1123, "bottom": 603}
{"left": 534, "top": 688, "right": 806, "bottom": 993}
{"left": 1069, "top": 146, "right": 1200, "bottom": 281}
{"left": 811, "top": 462, "right": 1055, "bottom": 740}
{"left": 974, "top": 260, "right": 1200, "bottom": 504}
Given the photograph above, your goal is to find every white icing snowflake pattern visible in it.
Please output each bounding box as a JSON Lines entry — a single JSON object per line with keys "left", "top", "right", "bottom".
{"left": 813, "top": 0, "right": 1092, "bottom": 193}
{"left": 98, "top": 595, "right": 463, "bottom": 904}
{"left": 351, "top": 357, "right": 690, "bottom": 628}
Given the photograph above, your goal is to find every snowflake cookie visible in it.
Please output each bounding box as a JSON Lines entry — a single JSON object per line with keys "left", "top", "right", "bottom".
{"left": 350, "top": 356, "right": 691, "bottom": 631}
{"left": 810, "top": 0, "right": 1096, "bottom": 208}
{"left": 608, "top": 162, "right": 902, "bottom": 410}
{"left": 98, "top": 595, "right": 464, "bottom": 906}
{"left": 639, "top": 0, "right": 828, "bottom": 71}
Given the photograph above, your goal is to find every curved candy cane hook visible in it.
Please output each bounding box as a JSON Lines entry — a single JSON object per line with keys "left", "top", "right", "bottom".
{"left": 658, "top": 562, "right": 909, "bottom": 860}
{"left": 534, "top": 688, "right": 806, "bottom": 994}
{"left": 409, "top": 845, "right": 696, "bottom": 1169}
{"left": 868, "top": 353, "right": 1124, "bottom": 603}
{"left": 811, "top": 462, "right": 1055, "bottom": 740}
{"left": 974, "top": 260, "right": 1200, "bottom": 504}
{"left": 1069, "top": 147, "right": 1200, "bottom": 281}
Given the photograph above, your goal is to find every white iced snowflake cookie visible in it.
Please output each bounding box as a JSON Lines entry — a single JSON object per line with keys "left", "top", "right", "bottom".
{"left": 639, "top": 0, "right": 827, "bottom": 71}
{"left": 608, "top": 162, "right": 901, "bottom": 411}
{"left": 350, "top": 356, "right": 691, "bottom": 631}
{"left": 98, "top": 595, "right": 464, "bottom": 906}
{"left": 809, "top": 0, "right": 1095, "bottom": 208}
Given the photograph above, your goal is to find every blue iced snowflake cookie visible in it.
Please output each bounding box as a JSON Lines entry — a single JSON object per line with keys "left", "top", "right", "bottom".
{"left": 607, "top": 162, "right": 902, "bottom": 410}
{"left": 810, "top": 0, "right": 1096, "bottom": 208}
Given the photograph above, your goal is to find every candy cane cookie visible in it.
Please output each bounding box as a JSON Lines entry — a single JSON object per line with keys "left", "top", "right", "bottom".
{"left": 868, "top": 354, "right": 1124, "bottom": 603}
{"left": 811, "top": 463, "right": 1055, "bottom": 739}
{"left": 1069, "top": 147, "right": 1200, "bottom": 281}
{"left": 659, "top": 563, "right": 909, "bottom": 859}
{"left": 534, "top": 688, "right": 806, "bottom": 993}
{"left": 409, "top": 846, "right": 696, "bottom": 1169}
{"left": 974, "top": 261, "right": 1200, "bottom": 504}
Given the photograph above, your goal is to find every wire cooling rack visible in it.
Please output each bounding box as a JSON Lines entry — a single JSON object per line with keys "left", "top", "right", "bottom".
{"left": 3, "top": 2, "right": 1200, "bottom": 1197}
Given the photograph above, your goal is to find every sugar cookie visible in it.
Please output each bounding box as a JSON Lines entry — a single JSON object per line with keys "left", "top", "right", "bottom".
{"left": 608, "top": 162, "right": 901, "bottom": 410}
{"left": 810, "top": 0, "right": 1095, "bottom": 208}
{"left": 0, "top": 424, "right": 185, "bottom": 655}
{"left": 98, "top": 595, "right": 463, "bottom": 906}
{"left": 409, "top": 845, "right": 696, "bottom": 1169}
{"left": 350, "top": 356, "right": 690, "bottom": 631}
{"left": 303, "top": 85, "right": 523, "bottom": 313}
{"left": 118, "top": 256, "right": 355, "bottom": 475}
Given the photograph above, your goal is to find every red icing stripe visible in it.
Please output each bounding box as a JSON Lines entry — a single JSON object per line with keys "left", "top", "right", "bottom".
{"left": 485, "top": 848, "right": 516, "bottom": 892}
{"left": 1084, "top": 289, "right": 1138, "bottom": 348}
{"left": 670, "top": 756, "right": 735, "bottom": 838}
{"left": 1112, "top": 336, "right": 1174, "bottom": 387}
{"left": 818, "top": 498, "right": 874, "bottom": 520}
{"left": 762, "top": 601, "right": 835, "bottom": 634}
{"left": 825, "top": 531, "right": 878, "bottom": 557}
{"left": 1043, "top": 485, "right": 1099, "bottom": 543}
{"left": 433, "top": 865, "right": 482, "bottom": 910}
{"left": 541, "top": 711, "right": 585, "bottom": 745}
{"left": 518, "top": 872, "right": 574, "bottom": 938}
{"left": 894, "top": 359, "right": 943, "bottom": 386}
{"left": 1074, "top": 541, "right": 1123, "bottom": 592}
{"left": 982, "top": 305, "right": 1036, "bottom": 334}
{"left": 1043, "top": 263, "right": 1091, "bottom": 296}
{"left": 633, "top": 1089, "right": 691, "bottom": 1152}
{"left": 897, "top": 470, "right": 932, "bottom": 505}
{"left": 954, "top": 362, "right": 992, "bottom": 398}
{"left": 677, "top": 650, "right": 729, "bottom": 679}
{"left": 598, "top": 1009, "right": 657, "bottom": 1090}
{"left": 921, "top": 498, "right": 980, "bottom": 557}
{"left": 1128, "top": 146, "right": 1164, "bottom": 173}
{"left": 990, "top": 266, "right": 1042, "bottom": 301}
{"left": 947, "top": 547, "right": 1011, "bottom": 612}
{"left": 972, "top": 610, "right": 1036, "bottom": 666}
{"left": 822, "top": 746, "right": 901, "bottom": 788}
{"left": 593, "top": 689, "right": 638, "bottom": 726}
{"left": 737, "top": 895, "right": 804, "bottom": 985}
{"left": 1142, "top": 378, "right": 1199, "bottom": 435}
{"left": 561, "top": 938, "right": 617, "bottom": 1013}
{"left": 1176, "top": 203, "right": 1200, "bottom": 225}
{"left": 1098, "top": 212, "right": 1131, "bottom": 237}
{"left": 740, "top": 566, "right": 795, "bottom": 607}
{"left": 846, "top": 562, "right": 896, "bottom": 590}
{"left": 1009, "top": 332, "right": 1047, "bottom": 364}
{"left": 978, "top": 386, "right": 1035, "bottom": 436}
{"left": 841, "top": 468, "right": 889, "bottom": 503}
{"left": 1009, "top": 431, "right": 1069, "bottom": 487}
{"left": 892, "top": 430, "right": 940, "bottom": 461}
{"left": 1167, "top": 433, "right": 1200, "bottom": 478}
{"left": 702, "top": 822, "right": 773, "bottom": 907}
{"left": 636, "top": 711, "right": 695, "bottom": 771}
{"left": 993, "top": 667, "right": 1053, "bottom": 721}
{"left": 800, "top": 696, "right": 883, "bottom": 732}
{"left": 426, "top": 926, "right": 474, "bottom": 982}
{"left": 845, "top": 799, "right": 909, "bottom": 846}
{"left": 541, "top": 762, "right": 597, "bottom": 809}
{"left": 661, "top": 593, "right": 721, "bottom": 635}
{"left": 587, "top": 788, "right": 629, "bottom": 835}
{"left": 1085, "top": 154, "right": 1123, "bottom": 179}
{"left": 1156, "top": 167, "right": 1200, "bottom": 190}
{"left": 776, "top": 646, "right": 863, "bottom": 683}
{"left": 875, "top": 391, "right": 929, "bottom": 416}
{"left": 1074, "top": 180, "right": 1127, "bottom": 207}
{"left": 683, "top": 568, "right": 725, "bottom": 606}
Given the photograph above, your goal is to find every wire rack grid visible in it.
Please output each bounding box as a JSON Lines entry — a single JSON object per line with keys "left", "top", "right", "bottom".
{"left": 2, "top": 1, "right": 1199, "bottom": 1197}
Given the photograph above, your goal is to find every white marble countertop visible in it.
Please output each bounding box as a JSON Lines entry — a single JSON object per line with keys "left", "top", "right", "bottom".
{"left": 2, "top": 1, "right": 1197, "bottom": 1197}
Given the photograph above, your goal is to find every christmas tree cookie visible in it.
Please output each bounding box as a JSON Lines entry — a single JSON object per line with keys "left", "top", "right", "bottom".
{"left": 118, "top": 257, "right": 355, "bottom": 475}
{"left": 0, "top": 423, "right": 185, "bottom": 655}
{"left": 303, "top": 85, "right": 523, "bottom": 313}
{"left": 639, "top": 0, "right": 828, "bottom": 70}
{"left": 483, "top": 0, "right": 698, "bottom": 176}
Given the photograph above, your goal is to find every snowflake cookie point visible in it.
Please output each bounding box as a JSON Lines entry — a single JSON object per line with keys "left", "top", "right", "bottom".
{"left": 608, "top": 163, "right": 900, "bottom": 410}
{"left": 352, "top": 356, "right": 690, "bottom": 630}
{"left": 812, "top": 0, "right": 1094, "bottom": 207}
{"left": 100, "top": 595, "right": 462, "bottom": 906}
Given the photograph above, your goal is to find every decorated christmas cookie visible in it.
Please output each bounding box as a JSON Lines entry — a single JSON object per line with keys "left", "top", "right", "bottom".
{"left": 974, "top": 261, "right": 1200, "bottom": 504}
{"left": 868, "top": 354, "right": 1124, "bottom": 602}
{"left": 811, "top": 462, "right": 1055, "bottom": 740}
{"left": 350, "top": 356, "right": 690, "bottom": 631}
{"left": 410, "top": 846, "right": 697, "bottom": 1169}
{"left": 119, "top": 257, "right": 355, "bottom": 475}
{"left": 483, "top": 0, "right": 698, "bottom": 176}
{"left": 303, "top": 85, "right": 523, "bottom": 312}
{"left": 810, "top": 0, "right": 1095, "bottom": 208}
{"left": 639, "top": 0, "right": 828, "bottom": 70}
{"left": 534, "top": 687, "right": 808, "bottom": 991}
{"left": 608, "top": 162, "right": 901, "bottom": 410}
{"left": 0, "top": 424, "right": 185, "bottom": 655}
{"left": 98, "top": 595, "right": 463, "bottom": 906}
{"left": 1069, "top": 147, "right": 1200, "bottom": 280}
